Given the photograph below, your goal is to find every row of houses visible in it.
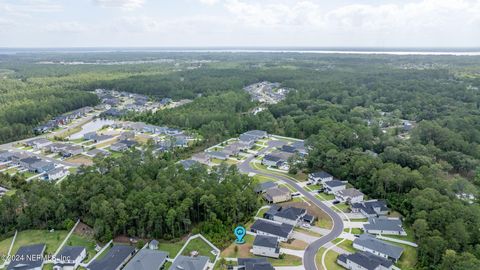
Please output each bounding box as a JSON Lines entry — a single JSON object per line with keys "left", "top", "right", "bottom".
{"left": 35, "top": 106, "right": 93, "bottom": 133}
{"left": 0, "top": 150, "right": 69, "bottom": 180}
{"left": 205, "top": 130, "right": 268, "bottom": 161}
{"left": 25, "top": 139, "right": 84, "bottom": 157}
{"left": 261, "top": 141, "right": 306, "bottom": 169}
{"left": 250, "top": 204, "right": 316, "bottom": 258}
{"left": 255, "top": 181, "right": 293, "bottom": 204}
{"left": 7, "top": 239, "right": 212, "bottom": 270}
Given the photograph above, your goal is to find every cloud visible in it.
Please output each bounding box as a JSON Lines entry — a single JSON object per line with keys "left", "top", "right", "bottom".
{"left": 93, "top": 0, "right": 145, "bottom": 9}
{"left": 198, "top": 0, "right": 221, "bottom": 5}
{"left": 42, "top": 21, "right": 89, "bottom": 33}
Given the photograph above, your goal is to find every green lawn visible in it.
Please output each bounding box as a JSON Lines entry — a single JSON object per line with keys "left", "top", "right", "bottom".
{"left": 256, "top": 207, "right": 269, "bottom": 218}
{"left": 157, "top": 240, "right": 185, "bottom": 258}
{"left": 315, "top": 217, "right": 333, "bottom": 229}
{"left": 294, "top": 227, "right": 322, "bottom": 237}
{"left": 0, "top": 233, "right": 15, "bottom": 264}
{"left": 253, "top": 175, "right": 277, "bottom": 183}
{"left": 315, "top": 247, "right": 343, "bottom": 270}
{"left": 331, "top": 239, "right": 355, "bottom": 253}
{"left": 11, "top": 230, "right": 68, "bottom": 255}
{"left": 316, "top": 193, "right": 335, "bottom": 201}
{"left": 182, "top": 237, "right": 216, "bottom": 261}
{"left": 383, "top": 240, "right": 418, "bottom": 270}
{"left": 333, "top": 203, "right": 350, "bottom": 213}
{"left": 268, "top": 254, "right": 302, "bottom": 266}
{"left": 344, "top": 228, "right": 363, "bottom": 235}
{"left": 66, "top": 233, "right": 97, "bottom": 262}
{"left": 349, "top": 218, "right": 368, "bottom": 222}
{"left": 42, "top": 264, "right": 54, "bottom": 270}
{"left": 382, "top": 226, "right": 416, "bottom": 243}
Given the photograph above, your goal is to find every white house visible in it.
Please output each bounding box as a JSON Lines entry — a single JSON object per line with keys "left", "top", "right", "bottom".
{"left": 264, "top": 205, "right": 307, "bottom": 226}
{"left": 53, "top": 246, "right": 87, "bottom": 270}
{"left": 363, "top": 217, "right": 407, "bottom": 236}
{"left": 46, "top": 167, "right": 69, "bottom": 181}
{"left": 323, "top": 180, "right": 346, "bottom": 194}
{"left": 353, "top": 234, "right": 404, "bottom": 262}
{"left": 335, "top": 188, "right": 364, "bottom": 204}
{"left": 337, "top": 252, "right": 394, "bottom": 270}
{"left": 250, "top": 219, "right": 294, "bottom": 242}
{"left": 308, "top": 171, "right": 333, "bottom": 184}
{"left": 252, "top": 235, "right": 280, "bottom": 258}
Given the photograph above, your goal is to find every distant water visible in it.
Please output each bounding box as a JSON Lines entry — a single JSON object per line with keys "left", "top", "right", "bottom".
{"left": 1, "top": 47, "right": 480, "bottom": 56}
{"left": 69, "top": 119, "right": 115, "bottom": 140}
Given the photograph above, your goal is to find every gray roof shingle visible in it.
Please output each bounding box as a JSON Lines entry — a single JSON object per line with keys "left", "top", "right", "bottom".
{"left": 169, "top": 255, "right": 209, "bottom": 270}
{"left": 251, "top": 219, "right": 293, "bottom": 239}
{"left": 353, "top": 234, "right": 404, "bottom": 260}
{"left": 123, "top": 249, "right": 168, "bottom": 270}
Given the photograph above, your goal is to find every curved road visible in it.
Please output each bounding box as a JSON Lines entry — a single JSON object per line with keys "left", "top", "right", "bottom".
{"left": 237, "top": 141, "right": 344, "bottom": 270}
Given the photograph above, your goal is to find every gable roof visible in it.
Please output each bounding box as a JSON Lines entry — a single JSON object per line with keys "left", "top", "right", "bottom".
{"left": 251, "top": 219, "right": 294, "bottom": 239}
{"left": 123, "top": 249, "right": 168, "bottom": 270}
{"left": 310, "top": 171, "right": 332, "bottom": 179}
{"left": 7, "top": 243, "right": 46, "bottom": 270}
{"left": 324, "top": 180, "right": 345, "bottom": 188}
{"left": 254, "top": 181, "right": 278, "bottom": 193}
{"left": 351, "top": 200, "right": 389, "bottom": 215}
{"left": 354, "top": 234, "right": 404, "bottom": 260}
{"left": 263, "top": 187, "right": 290, "bottom": 201}
{"left": 253, "top": 235, "right": 278, "bottom": 249}
{"left": 87, "top": 245, "right": 135, "bottom": 270}
{"left": 56, "top": 246, "right": 86, "bottom": 262}
{"left": 237, "top": 258, "right": 275, "bottom": 270}
{"left": 274, "top": 206, "right": 306, "bottom": 221}
{"left": 263, "top": 154, "right": 283, "bottom": 162}
{"left": 340, "top": 252, "right": 393, "bottom": 270}
{"left": 364, "top": 217, "right": 404, "bottom": 233}
{"left": 336, "top": 188, "right": 364, "bottom": 198}
{"left": 180, "top": 159, "right": 199, "bottom": 170}
{"left": 169, "top": 255, "right": 209, "bottom": 270}
{"left": 239, "top": 134, "right": 257, "bottom": 142}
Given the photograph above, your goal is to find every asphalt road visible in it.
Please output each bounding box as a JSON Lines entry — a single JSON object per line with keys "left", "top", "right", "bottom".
{"left": 237, "top": 140, "right": 344, "bottom": 270}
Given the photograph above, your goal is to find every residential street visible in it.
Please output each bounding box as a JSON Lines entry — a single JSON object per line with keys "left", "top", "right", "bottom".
{"left": 237, "top": 140, "right": 345, "bottom": 270}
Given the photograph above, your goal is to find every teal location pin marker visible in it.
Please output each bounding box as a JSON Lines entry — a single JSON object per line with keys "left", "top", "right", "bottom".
{"left": 234, "top": 226, "right": 246, "bottom": 244}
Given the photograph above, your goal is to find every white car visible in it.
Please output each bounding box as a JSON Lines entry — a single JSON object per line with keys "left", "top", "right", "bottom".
{"left": 302, "top": 223, "right": 311, "bottom": 229}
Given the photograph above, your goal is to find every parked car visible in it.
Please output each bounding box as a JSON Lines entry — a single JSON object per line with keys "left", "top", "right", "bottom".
{"left": 292, "top": 192, "right": 301, "bottom": 197}
{"left": 302, "top": 223, "right": 311, "bottom": 229}
{"left": 306, "top": 182, "right": 312, "bottom": 185}
{"left": 332, "top": 200, "right": 340, "bottom": 204}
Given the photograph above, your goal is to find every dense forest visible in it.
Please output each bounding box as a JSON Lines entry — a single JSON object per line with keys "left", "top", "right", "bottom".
{"left": 0, "top": 150, "right": 259, "bottom": 247}
{"left": 1, "top": 52, "right": 480, "bottom": 269}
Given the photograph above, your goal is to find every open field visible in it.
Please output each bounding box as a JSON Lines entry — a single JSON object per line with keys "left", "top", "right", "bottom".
{"left": 182, "top": 237, "right": 217, "bottom": 261}
{"left": 315, "top": 247, "right": 343, "bottom": 270}
{"left": 158, "top": 240, "right": 185, "bottom": 258}
{"left": 65, "top": 155, "right": 93, "bottom": 166}
{"left": 10, "top": 230, "right": 68, "bottom": 255}
{"left": 280, "top": 239, "right": 308, "bottom": 250}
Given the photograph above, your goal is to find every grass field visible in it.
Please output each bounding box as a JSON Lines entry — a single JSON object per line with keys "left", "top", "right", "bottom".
{"left": 294, "top": 227, "right": 322, "bottom": 237}
{"left": 315, "top": 247, "right": 343, "bottom": 270}
{"left": 383, "top": 240, "right": 418, "bottom": 269}
{"left": 158, "top": 240, "right": 185, "bottom": 258}
{"left": 253, "top": 175, "right": 277, "bottom": 183}
{"left": 11, "top": 230, "right": 68, "bottom": 255}
{"left": 331, "top": 239, "right": 355, "bottom": 253}
{"left": 182, "top": 237, "right": 217, "bottom": 261}
{"left": 333, "top": 203, "right": 350, "bottom": 213}
{"left": 279, "top": 239, "right": 308, "bottom": 250}
{"left": 344, "top": 228, "right": 363, "bottom": 235}
{"left": 316, "top": 193, "right": 335, "bottom": 201}
{"left": 349, "top": 218, "right": 368, "bottom": 222}
{"left": 0, "top": 233, "right": 15, "bottom": 264}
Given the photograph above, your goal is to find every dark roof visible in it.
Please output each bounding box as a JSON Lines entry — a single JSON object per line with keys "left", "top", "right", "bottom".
{"left": 303, "top": 214, "right": 315, "bottom": 222}
{"left": 244, "top": 130, "right": 267, "bottom": 138}
{"left": 354, "top": 234, "right": 404, "bottom": 260}
{"left": 123, "top": 249, "right": 168, "bottom": 270}
{"left": 324, "top": 180, "right": 345, "bottom": 188}
{"left": 364, "top": 217, "right": 404, "bottom": 233}
{"left": 207, "top": 151, "right": 228, "bottom": 159}
{"left": 239, "top": 134, "right": 257, "bottom": 142}
{"left": 263, "top": 154, "right": 282, "bottom": 162}
{"left": 274, "top": 207, "right": 306, "bottom": 221}
{"left": 119, "top": 140, "right": 137, "bottom": 147}
{"left": 56, "top": 246, "right": 86, "bottom": 261}
{"left": 251, "top": 219, "right": 294, "bottom": 239}
{"left": 351, "top": 200, "right": 389, "bottom": 215}
{"left": 346, "top": 252, "right": 394, "bottom": 270}
{"left": 310, "top": 171, "right": 332, "bottom": 179}
{"left": 88, "top": 245, "right": 135, "bottom": 270}
{"left": 253, "top": 235, "right": 278, "bottom": 249}
{"left": 7, "top": 243, "right": 45, "bottom": 270}
{"left": 237, "top": 258, "right": 274, "bottom": 270}
{"left": 20, "top": 157, "right": 41, "bottom": 165}
{"left": 169, "top": 255, "right": 209, "bottom": 270}
{"left": 279, "top": 145, "right": 297, "bottom": 153}
{"left": 254, "top": 181, "right": 277, "bottom": 192}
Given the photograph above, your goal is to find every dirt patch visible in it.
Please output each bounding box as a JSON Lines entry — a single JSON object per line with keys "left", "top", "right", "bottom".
{"left": 280, "top": 239, "right": 308, "bottom": 250}
{"left": 74, "top": 222, "right": 95, "bottom": 238}
{"left": 279, "top": 201, "right": 333, "bottom": 229}
{"left": 65, "top": 155, "right": 93, "bottom": 166}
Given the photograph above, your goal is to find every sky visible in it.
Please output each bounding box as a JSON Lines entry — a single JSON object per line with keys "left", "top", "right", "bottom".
{"left": 0, "top": 0, "right": 479, "bottom": 48}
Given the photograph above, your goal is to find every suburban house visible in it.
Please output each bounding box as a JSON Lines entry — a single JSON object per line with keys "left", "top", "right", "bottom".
{"left": 0, "top": 150, "right": 15, "bottom": 162}
{"left": 242, "top": 130, "right": 268, "bottom": 140}
{"left": 53, "top": 246, "right": 87, "bottom": 270}
{"left": 254, "top": 181, "right": 278, "bottom": 193}
{"left": 26, "top": 138, "right": 52, "bottom": 149}
{"left": 149, "top": 240, "right": 159, "bottom": 250}
{"left": 10, "top": 152, "right": 32, "bottom": 165}
{"left": 264, "top": 205, "right": 307, "bottom": 226}
{"left": 83, "top": 132, "right": 98, "bottom": 141}
{"left": 206, "top": 151, "right": 228, "bottom": 160}
{"left": 123, "top": 249, "right": 168, "bottom": 270}
{"left": 250, "top": 219, "right": 294, "bottom": 242}
{"left": 323, "top": 180, "right": 346, "bottom": 194}
{"left": 48, "top": 144, "right": 84, "bottom": 157}
{"left": 169, "top": 255, "right": 209, "bottom": 270}
{"left": 30, "top": 160, "right": 55, "bottom": 173}
{"left": 222, "top": 144, "right": 242, "bottom": 156}
{"left": 85, "top": 148, "right": 111, "bottom": 158}
{"left": 118, "top": 140, "right": 137, "bottom": 148}
{"left": 363, "top": 217, "right": 406, "bottom": 236}
{"left": 263, "top": 187, "right": 291, "bottom": 203}
{"left": 353, "top": 234, "right": 404, "bottom": 262}
{"left": 46, "top": 167, "right": 69, "bottom": 180}
{"left": 86, "top": 245, "right": 136, "bottom": 270}
{"left": 7, "top": 243, "right": 46, "bottom": 270}
{"left": 308, "top": 171, "right": 333, "bottom": 184}
{"left": 19, "top": 156, "right": 41, "bottom": 169}
{"left": 239, "top": 134, "right": 256, "bottom": 148}
{"left": 252, "top": 235, "right": 280, "bottom": 258}
{"left": 191, "top": 153, "right": 211, "bottom": 164}
{"left": 179, "top": 159, "right": 200, "bottom": 170}
{"left": 337, "top": 252, "right": 394, "bottom": 270}
{"left": 262, "top": 154, "right": 283, "bottom": 167}
{"left": 351, "top": 200, "right": 389, "bottom": 217}
{"left": 291, "top": 141, "right": 307, "bottom": 157}
{"left": 236, "top": 258, "right": 274, "bottom": 270}
{"left": 335, "top": 188, "right": 364, "bottom": 204}
{"left": 278, "top": 145, "right": 297, "bottom": 154}
{"left": 119, "top": 131, "right": 135, "bottom": 140}
{"left": 110, "top": 142, "right": 128, "bottom": 152}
